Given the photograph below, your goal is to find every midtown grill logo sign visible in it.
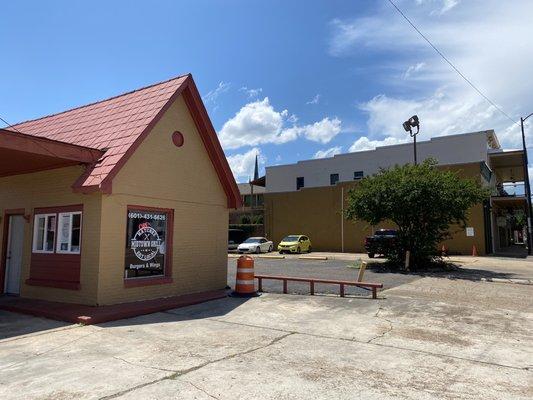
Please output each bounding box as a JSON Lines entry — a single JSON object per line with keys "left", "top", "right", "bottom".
{"left": 125, "top": 210, "right": 167, "bottom": 278}
{"left": 131, "top": 222, "right": 162, "bottom": 261}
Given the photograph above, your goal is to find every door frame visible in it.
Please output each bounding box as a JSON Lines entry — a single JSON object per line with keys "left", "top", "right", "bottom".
{"left": 1, "top": 209, "right": 26, "bottom": 294}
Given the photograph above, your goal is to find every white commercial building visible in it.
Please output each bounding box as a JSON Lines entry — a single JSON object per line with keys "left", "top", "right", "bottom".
{"left": 265, "top": 130, "right": 501, "bottom": 193}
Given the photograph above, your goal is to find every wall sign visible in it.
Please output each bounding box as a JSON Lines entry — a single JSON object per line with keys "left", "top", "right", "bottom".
{"left": 125, "top": 210, "right": 167, "bottom": 278}
{"left": 466, "top": 227, "right": 475, "bottom": 237}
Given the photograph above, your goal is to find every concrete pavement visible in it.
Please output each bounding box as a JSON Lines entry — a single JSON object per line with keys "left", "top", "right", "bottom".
{"left": 1, "top": 266, "right": 532, "bottom": 399}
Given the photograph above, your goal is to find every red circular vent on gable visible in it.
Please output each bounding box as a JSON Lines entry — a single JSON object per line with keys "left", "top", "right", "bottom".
{"left": 172, "top": 131, "right": 184, "bottom": 147}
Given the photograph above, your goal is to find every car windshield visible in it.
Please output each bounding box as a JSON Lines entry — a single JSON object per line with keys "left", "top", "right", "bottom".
{"left": 375, "top": 230, "right": 396, "bottom": 236}
{"left": 243, "top": 238, "right": 261, "bottom": 243}
{"left": 282, "top": 235, "right": 300, "bottom": 242}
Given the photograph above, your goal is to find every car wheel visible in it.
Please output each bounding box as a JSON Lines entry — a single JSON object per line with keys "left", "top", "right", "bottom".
{"left": 269, "top": 245, "right": 273, "bottom": 252}
{"left": 255, "top": 246, "right": 261, "bottom": 254}
{"left": 297, "top": 246, "right": 301, "bottom": 254}
{"left": 279, "top": 251, "right": 283, "bottom": 254}
{"left": 308, "top": 246, "right": 312, "bottom": 253}
{"left": 368, "top": 253, "right": 375, "bottom": 258}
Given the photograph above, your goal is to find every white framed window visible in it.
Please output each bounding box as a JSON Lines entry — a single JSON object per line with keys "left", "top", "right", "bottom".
{"left": 56, "top": 212, "right": 82, "bottom": 254}
{"left": 32, "top": 214, "right": 57, "bottom": 253}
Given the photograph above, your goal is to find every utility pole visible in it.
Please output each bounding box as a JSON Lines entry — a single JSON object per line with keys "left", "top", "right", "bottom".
{"left": 520, "top": 114, "right": 533, "bottom": 255}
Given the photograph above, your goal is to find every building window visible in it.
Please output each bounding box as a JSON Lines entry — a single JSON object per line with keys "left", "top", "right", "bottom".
{"left": 125, "top": 208, "right": 172, "bottom": 280}
{"left": 32, "top": 214, "right": 56, "bottom": 253}
{"left": 243, "top": 195, "right": 252, "bottom": 207}
{"left": 56, "top": 212, "right": 82, "bottom": 254}
{"left": 480, "top": 162, "right": 492, "bottom": 182}
{"left": 330, "top": 173, "right": 339, "bottom": 185}
{"left": 296, "top": 177, "right": 305, "bottom": 190}
{"left": 256, "top": 194, "right": 264, "bottom": 206}
{"left": 354, "top": 171, "right": 364, "bottom": 180}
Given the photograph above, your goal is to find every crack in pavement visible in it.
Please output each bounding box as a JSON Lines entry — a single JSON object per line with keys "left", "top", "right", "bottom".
{"left": 0, "top": 323, "right": 82, "bottom": 344}
{"left": 98, "top": 332, "right": 295, "bottom": 400}
{"left": 366, "top": 307, "right": 394, "bottom": 344}
{"left": 112, "top": 356, "right": 178, "bottom": 373}
{"left": 209, "top": 318, "right": 530, "bottom": 372}
{"left": 185, "top": 380, "right": 220, "bottom": 399}
{"left": 3, "top": 329, "right": 101, "bottom": 370}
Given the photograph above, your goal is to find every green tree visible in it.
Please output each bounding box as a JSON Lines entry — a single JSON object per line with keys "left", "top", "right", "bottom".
{"left": 345, "top": 159, "right": 489, "bottom": 269}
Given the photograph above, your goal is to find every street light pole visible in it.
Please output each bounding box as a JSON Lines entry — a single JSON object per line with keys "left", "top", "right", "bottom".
{"left": 520, "top": 113, "right": 533, "bottom": 255}
{"left": 403, "top": 115, "right": 420, "bottom": 165}
{"left": 413, "top": 133, "right": 417, "bottom": 165}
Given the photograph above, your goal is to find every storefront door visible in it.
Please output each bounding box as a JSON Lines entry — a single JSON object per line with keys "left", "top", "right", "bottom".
{"left": 4, "top": 215, "right": 24, "bottom": 294}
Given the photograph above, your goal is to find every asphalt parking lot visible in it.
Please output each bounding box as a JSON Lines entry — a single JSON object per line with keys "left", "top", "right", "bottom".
{"left": 1, "top": 255, "right": 532, "bottom": 399}
{"left": 227, "top": 254, "right": 418, "bottom": 296}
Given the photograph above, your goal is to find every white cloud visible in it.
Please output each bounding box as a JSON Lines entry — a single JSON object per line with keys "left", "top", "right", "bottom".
{"left": 349, "top": 136, "right": 406, "bottom": 153}
{"left": 226, "top": 147, "right": 265, "bottom": 183}
{"left": 306, "top": 94, "right": 321, "bottom": 105}
{"left": 202, "top": 81, "right": 230, "bottom": 105}
{"left": 298, "top": 117, "right": 342, "bottom": 144}
{"left": 415, "top": 0, "right": 460, "bottom": 15}
{"left": 314, "top": 146, "right": 343, "bottom": 159}
{"left": 218, "top": 97, "right": 342, "bottom": 149}
{"left": 329, "top": 1, "right": 533, "bottom": 151}
{"left": 403, "top": 62, "right": 426, "bottom": 79}
{"left": 240, "top": 86, "right": 263, "bottom": 98}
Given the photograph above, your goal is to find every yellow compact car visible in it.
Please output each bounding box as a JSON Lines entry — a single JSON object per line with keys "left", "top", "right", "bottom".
{"left": 278, "top": 235, "right": 312, "bottom": 254}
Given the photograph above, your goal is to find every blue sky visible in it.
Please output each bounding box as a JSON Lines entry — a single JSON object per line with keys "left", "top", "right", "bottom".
{"left": 2, "top": 0, "right": 533, "bottom": 182}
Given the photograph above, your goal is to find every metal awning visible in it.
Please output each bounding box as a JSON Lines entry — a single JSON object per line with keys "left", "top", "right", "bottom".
{"left": 491, "top": 195, "right": 527, "bottom": 209}
{"left": 0, "top": 129, "right": 104, "bottom": 177}
{"left": 488, "top": 150, "right": 525, "bottom": 182}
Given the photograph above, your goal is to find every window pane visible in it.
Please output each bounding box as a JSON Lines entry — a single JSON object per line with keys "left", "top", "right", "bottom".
{"left": 125, "top": 210, "right": 168, "bottom": 278}
{"left": 36, "top": 217, "right": 45, "bottom": 251}
{"left": 71, "top": 214, "right": 81, "bottom": 252}
{"left": 296, "top": 177, "right": 304, "bottom": 190}
{"left": 354, "top": 171, "right": 364, "bottom": 180}
{"left": 45, "top": 216, "right": 56, "bottom": 251}
{"left": 330, "top": 173, "right": 339, "bottom": 185}
{"left": 58, "top": 214, "right": 71, "bottom": 251}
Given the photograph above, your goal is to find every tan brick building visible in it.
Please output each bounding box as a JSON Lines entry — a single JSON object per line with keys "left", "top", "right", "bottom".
{"left": 0, "top": 74, "right": 240, "bottom": 305}
{"left": 265, "top": 132, "right": 529, "bottom": 257}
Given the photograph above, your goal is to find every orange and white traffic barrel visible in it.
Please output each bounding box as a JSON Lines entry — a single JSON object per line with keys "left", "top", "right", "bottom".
{"left": 231, "top": 256, "right": 258, "bottom": 297}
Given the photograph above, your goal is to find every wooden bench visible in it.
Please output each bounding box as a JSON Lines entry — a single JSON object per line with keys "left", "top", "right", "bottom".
{"left": 254, "top": 275, "right": 383, "bottom": 299}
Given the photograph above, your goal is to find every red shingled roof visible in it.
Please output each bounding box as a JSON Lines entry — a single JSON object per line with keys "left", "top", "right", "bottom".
{"left": 10, "top": 74, "right": 241, "bottom": 208}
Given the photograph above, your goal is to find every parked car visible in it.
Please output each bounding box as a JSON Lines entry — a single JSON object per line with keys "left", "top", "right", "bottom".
{"left": 237, "top": 237, "right": 274, "bottom": 254}
{"left": 228, "top": 229, "right": 246, "bottom": 250}
{"left": 278, "top": 235, "right": 312, "bottom": 254}
{"left": 364, "top": 229, "right": 397, "bottom": 258}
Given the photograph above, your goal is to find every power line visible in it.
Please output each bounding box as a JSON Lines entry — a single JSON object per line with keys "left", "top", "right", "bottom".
{"left": 0, "top": 115, "right": 22, "bottom": 133}
{"left": 386, "top": 0, "right": 518, "bottom": 126}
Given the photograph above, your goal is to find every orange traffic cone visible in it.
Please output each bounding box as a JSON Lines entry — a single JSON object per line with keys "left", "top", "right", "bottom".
{"left": 231, "top": 256, "right": 259, "bottom": 297}
{"left": 472, "top": 245, "right": 478, "bottom": 257}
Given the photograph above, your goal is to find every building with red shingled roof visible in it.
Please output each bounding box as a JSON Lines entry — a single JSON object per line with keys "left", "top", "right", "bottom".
{"left": 0, "top": 74, "right": 241, "bottom": 306}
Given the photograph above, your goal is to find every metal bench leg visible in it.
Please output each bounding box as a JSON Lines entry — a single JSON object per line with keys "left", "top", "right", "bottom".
{"left": 283, "top": 279, "right": 288, "bottom": 294}
{"left": 340, "top": 283, "right": 345, "bottom": 297}
{"left": 258, "top": 277, "right": 263, "bottom": 292}
{"left": 372, "top": 287, "right": 377, "bottom": 299}
{"left": 310, "top": 281, "right": 314, "bottom": 295}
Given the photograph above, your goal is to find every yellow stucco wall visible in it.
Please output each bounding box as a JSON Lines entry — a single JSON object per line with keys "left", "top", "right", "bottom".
{"left": 265, "top": 162, "right": 487, "bottom": 256}
{"left": 96, "top": 95, "right": 228, "bottom": 305}
{"left": 0, "top": 166, "right": 102, "bottom": 304}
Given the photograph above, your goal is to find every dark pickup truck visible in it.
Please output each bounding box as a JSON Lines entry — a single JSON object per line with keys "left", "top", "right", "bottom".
{"left": 364, "top": 229, "right": 397, "bottom": 258}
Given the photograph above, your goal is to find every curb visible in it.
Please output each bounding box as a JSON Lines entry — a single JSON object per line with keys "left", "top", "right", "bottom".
{"left": 258, "top": 255, "right": 285, "bottom": 259}
{"left": 299, "top": 256, "right": 328, "bottom": 261}
{"left": 481, "top": 277, "right": 532, "bottom": 285}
